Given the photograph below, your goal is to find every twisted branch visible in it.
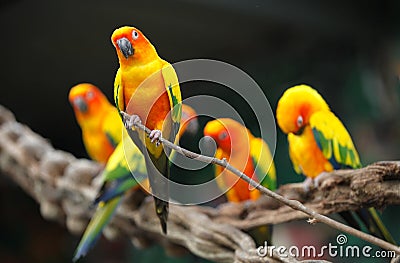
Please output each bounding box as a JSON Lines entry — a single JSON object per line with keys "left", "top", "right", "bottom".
{"left": 0, "top": 105, "right": 399, "bottom": 262}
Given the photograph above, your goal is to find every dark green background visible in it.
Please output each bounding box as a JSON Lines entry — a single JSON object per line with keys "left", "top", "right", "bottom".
{"left": 0, "top": 0, "right": 399, "bottom": 262}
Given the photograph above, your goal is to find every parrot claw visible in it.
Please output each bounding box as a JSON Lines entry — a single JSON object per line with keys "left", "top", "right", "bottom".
{"left": 302, "top": 177, "right": 315, "bottom": 193}
{"left": 123, "top": 114, "right": 141, "bottom": 130}
{"left": 313, "top": 172, "right": 330, "bottom": 188}
{"left": 149, "top": 129, "right": 162, "bottom": 146}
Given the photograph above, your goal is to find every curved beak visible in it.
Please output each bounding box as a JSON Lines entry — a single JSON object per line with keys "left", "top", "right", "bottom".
{"left": 73, "top": 97, "right": 88, "bottom": 113}
{"left": 117, "top": 37, "right": 134, "bottom": 59}
{"left": 294, "top": 125, "right": 305, "bottom": 136}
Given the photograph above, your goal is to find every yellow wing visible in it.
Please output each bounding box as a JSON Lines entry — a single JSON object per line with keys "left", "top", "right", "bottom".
{"left": 310, "top": 111, "right": 361, "bottom": 169}
{"left": 102, "top": 107, "right": 123, "bottom": 148}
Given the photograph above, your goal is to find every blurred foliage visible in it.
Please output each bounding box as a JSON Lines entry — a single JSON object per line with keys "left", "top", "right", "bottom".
{"left": 0, "top": 0, "right": 400, "bottom": 262}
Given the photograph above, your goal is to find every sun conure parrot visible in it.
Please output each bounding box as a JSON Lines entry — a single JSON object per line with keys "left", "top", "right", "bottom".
{"left": 69, "top": 83, "right": 122, "bottom": 164}
{"left": 72, "top": 104, "right": 198, "bottom": 262}
{"left": 203, "top": 118, "right": 276, "bottom": 244}
{"left": 111, "top": 26, "right": 182, "bottom": 234}
{"left": 276, "top": 84, "right": 396, "bottom": 244}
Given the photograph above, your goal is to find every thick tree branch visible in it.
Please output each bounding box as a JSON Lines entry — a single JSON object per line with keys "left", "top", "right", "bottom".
{"left": 0, "top": 105, "right": 399, "bottom": 262}
{"left": 120, "top": 111, "right": 400, "bottom": 255}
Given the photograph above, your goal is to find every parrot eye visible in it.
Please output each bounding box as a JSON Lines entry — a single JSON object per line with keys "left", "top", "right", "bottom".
{"left": 297, "top": 115, "right": 303, "bottom": 127}
{"left": 218, "top": 131, "right": 228, "bottom": 140}
{"left": 132, "top": 30, "right": 139, "bottom": 40}
{"left": 86, "top": 91, "right": 94, "bottom": 100}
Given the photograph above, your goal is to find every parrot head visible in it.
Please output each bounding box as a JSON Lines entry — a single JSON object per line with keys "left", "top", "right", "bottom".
{"left": 179, "top": 104, "right": 199, "bottom": 137}
{"left": 276, "top": 84, "right": 330, "bottom": 135}
{"left": 111, "top": 26, "right": 158, "bottom": 66}
{"left": 69, "top": 83, "right": 110, "bottom": 121}
{"left": 203, "top": 118, "right": 250, "bottom": 153}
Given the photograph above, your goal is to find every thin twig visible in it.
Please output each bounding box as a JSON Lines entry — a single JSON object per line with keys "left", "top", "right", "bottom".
{"left": 121, "top": 111, "right": 400, "bottom": 255}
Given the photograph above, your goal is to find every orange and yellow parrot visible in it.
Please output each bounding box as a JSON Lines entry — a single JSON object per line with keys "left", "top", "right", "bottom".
{"left": 69, "top": 83, "right": 122, "bottom": 164}
{"left": 73, "top": 105, "right": 198, "bottom": 261}
{"left": 203, "top": 118, "right": 276, "bottom": 244}
{"left": 276, "top": 84, "right": 395, "bottom": 244}
{"left": 111, "top": 26, "right": 181, "bottom": 234}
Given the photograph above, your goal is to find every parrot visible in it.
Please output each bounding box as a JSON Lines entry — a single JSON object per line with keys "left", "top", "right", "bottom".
{"left": 111, "top": 26, "right": 182, "bottom": 234}
{"left": 276, "top": 84, "right": 396, "bottom": 244}
{"left": 73, "top": 104, "right": 198, "bottom": 262}
{"left": 69, "top": 83, "right": 122, "bottom": 164}
{"left": 203, "top": 118, "right": 276, "bottom": 244}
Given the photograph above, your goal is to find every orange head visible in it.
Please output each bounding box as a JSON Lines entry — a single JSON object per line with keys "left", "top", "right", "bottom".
{"left": 276, "top": 85, "right": 330, "bottom": 135}
{"left": 111, "top": 26, "right": 158, "bottom": 67}
{"left": 203, "top": 118, "right": 250, "bottom": 153}
{"left": 68, "top": 83, "right": 111, "bottom": 125}
{"left": 179, "top": 104, "right": 199, "bottom": 137}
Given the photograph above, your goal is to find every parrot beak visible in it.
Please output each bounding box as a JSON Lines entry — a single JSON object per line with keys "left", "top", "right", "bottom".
{"left": 117, "top": 37, "right": 134, "bottom": 59}
{"left": 294, "top": 125, "right": 305, "bottom": 136}
{"left": 73, "top": 97, "right": 88, "bottom": 113}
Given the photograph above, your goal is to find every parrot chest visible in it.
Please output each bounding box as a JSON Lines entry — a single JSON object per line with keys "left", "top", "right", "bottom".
{"left": 288, "top": 126, "right": 333, "bottom": 178}
{"left": 119, "top": 62, "right": 173, "bottom": 158}
{"left": 121, "top": 66, "right": 171, "bottom": 131}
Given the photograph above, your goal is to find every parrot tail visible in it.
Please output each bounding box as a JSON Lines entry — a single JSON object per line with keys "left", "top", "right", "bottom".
{"left": 356, "top": 208, "right": 397, "bottom": 245}
{"left": 339, "top": 211, "right": 362, "bottom": 231}
{"left": 247, "top": 225, "right": 273, "bottom": 247}
{"left": 154, "top": 197, "right": 169, "bottom": 234}
{"left": 146, "top": 150, "right": 170, "bottom": 234}
{"left": 339, "top": 209, "right": 396, "bottom": 245}
{"left": 73, "top": 197, "right": 123, "bottom": 262}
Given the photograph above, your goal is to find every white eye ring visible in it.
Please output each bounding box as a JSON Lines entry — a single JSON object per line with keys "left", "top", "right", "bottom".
{"left": 218, "top": 131, "right": 228, "bottom": 140}
{"left": 86, "top": 91, "right": 94, "bottom": 100}
{"left": 132, "top": 30, "right": 139, "bottom": 40}
{"left": 297, "top": 115, "right": 303, "bottom": 127}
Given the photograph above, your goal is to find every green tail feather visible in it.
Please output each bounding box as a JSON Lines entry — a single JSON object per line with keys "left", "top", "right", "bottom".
{"left": 247, "top": 225, "right": 273, "bottom": 247}
{"left": 339, "top": 211, "right": 362, "bottom": 231}
{"left": 356, "top": 208, "right": 397, "bottom": 245}
{"left": 340, "top": 208, "right": 396, "bottom": 245}
{"left": 73, "top": 197, "right": 123, "bottom": 262}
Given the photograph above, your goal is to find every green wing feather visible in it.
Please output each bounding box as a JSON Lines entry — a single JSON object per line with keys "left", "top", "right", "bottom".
{"left": 161, "top": 64, "right": 182, "bottom": 142}
{"left": 310, "top": 111, "right": 361, "bottom": 169}
{"left": 250, "top": 138, "right": 277, "bottom": 191}
{"left": 103, "top": 134, "right": 147, "bottom": 182}
{"left": 248, "top": 138, "right": 275, "bottom": 247}
{"left": 310, "top": 112, "right": 396, "bottom": 244}
{"left": 114, "top": 68, "right": 125, "bottom": 113}
{"left": 95, "top": 134, "right": 147, "bottom": 205}
{"left": 74, "top": 134, "right": 149, "bottom": 261}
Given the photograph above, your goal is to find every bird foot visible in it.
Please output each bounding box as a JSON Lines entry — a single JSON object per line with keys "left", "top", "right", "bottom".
{"left": 149, "top": 129, "right": 162, "bottom": 146}
{"left": 313, "top": 172, "right": 330, "bottom": 188}
{"left": 302, "top": 177, "right": 315, "bottom": 193}
{"left": 122, "top": 113, "right": 142, "bottom": 130}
